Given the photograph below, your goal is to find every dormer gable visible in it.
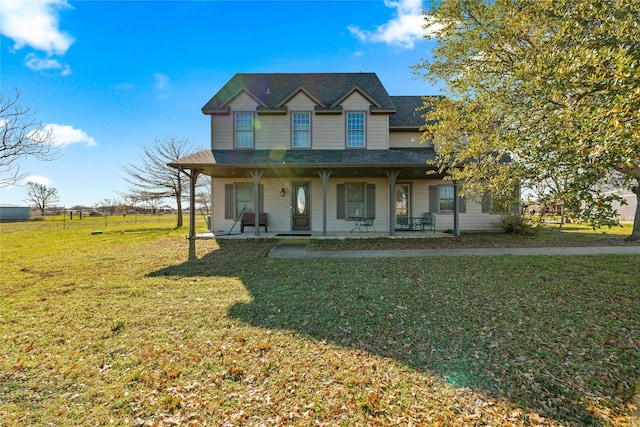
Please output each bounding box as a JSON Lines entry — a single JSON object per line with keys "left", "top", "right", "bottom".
{"left": 277, "top": 87, "right": 325, "bottom": 108}
{"left": 331, "top": 86, "right": 381, "bottom": 108}
{"left": 202, "top": 87, "right": 265, "bottom": 115}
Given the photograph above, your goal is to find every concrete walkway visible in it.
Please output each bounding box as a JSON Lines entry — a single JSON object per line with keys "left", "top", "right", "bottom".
{"left": 268, "top": 243, "right": 640, "bottom": 259}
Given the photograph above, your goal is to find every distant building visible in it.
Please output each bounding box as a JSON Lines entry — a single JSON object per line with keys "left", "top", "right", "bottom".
{"left": 609, "top": 189, "right": 637, "bottom": 222}
{"left": 0, "top": 205, "right": 31, "bottom": 222}
{"left": 159, "top": 205, "right": 175, "bottom": 214}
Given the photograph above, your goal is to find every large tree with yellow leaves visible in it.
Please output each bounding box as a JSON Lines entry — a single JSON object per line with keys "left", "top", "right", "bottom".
{"left": 415, "top": 0, "right": 640, "bottom": 239}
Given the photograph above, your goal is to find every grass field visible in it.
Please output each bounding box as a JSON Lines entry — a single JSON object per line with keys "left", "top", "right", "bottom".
{"left": 1, "top": 216, "right": 639, "bottom": 426}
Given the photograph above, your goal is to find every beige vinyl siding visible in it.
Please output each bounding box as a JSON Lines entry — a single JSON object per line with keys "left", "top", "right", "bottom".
{"left": 389, "top": 131, "right": 424, "bottom": 148}
{"left": 340, "top": 91, "right": 370, "bottom": 110}
{"left": 211, "top": 177, "right": 499, "bottom": 233}
{"left": 341, "top": 92, "right": 388, "bottom": 149}
{"left": 429, "top": 198, "right": 501, "bottom": 231}
{"left": 286, "top": 92, "right": 317, "bottom": 111}
{"left": 212, "top": 178, "right": 294, "bottom": 233}
{"left": 366, "top": 114, "right": 388, "bottom": 149}
{"left": 250, "top": 92, "right": 319, "bottom": 150}
{"left": 211, "top": 92, "right": 259, "bottom": 149}
{"left": 316, "top": 178, "right": 389, "bottom": 233}
{"left": 231, "top": 91, "right": 260, "bottom": 111}
{"left": 255, "top": 114, "right": 289, "bottom": 150}
{"left": 313, "top": 115, "right": 345, "bottom": 149}
{"left": 212, "top": 115, "right": 234, "bottom": 149}
{"left": 422, "top": 179, "right": 501, "bottom": 231}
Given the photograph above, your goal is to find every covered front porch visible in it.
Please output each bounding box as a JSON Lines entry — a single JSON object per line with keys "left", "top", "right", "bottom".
{"left": 169, "top": 148, "right": 464, "bottom": 258}
{"left": 171, "top": 148, "right": 459, "bottom": 247}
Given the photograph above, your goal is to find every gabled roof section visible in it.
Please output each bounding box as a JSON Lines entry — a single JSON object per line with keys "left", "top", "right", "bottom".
{"left": 389, "top": 95, "right": 443, "bottom": 129}
{"left": 276, "top": 87, "right": 326, "bottom": 108}
{"left": 203, "top": 82, "right": 267, "bottom": 115}
{"left": 330, "top": 86, "right": 382, "bottom": 108}
{"left": 202, "top": 73, "right": 397, "bottom": 115}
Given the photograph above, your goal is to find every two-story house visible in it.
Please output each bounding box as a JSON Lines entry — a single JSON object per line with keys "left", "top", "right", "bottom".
{"left": 170, "top": 73, "right": 502, "bottom": 236}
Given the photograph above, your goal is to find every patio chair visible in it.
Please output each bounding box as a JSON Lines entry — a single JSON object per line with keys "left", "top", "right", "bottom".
{"left": 361, "top": 217, "right": 376, "bottom": 233}
{"left": 421, "top": 212, "right": 436, "bottom": 232}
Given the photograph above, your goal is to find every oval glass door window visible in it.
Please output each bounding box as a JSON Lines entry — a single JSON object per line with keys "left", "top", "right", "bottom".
{"left": 297, "top": 187, "right": 306, "bottom": 214}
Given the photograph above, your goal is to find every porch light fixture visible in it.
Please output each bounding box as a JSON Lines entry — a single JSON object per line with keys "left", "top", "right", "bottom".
{"left": 280, "top": 188, "right": 286, "bottom": 197}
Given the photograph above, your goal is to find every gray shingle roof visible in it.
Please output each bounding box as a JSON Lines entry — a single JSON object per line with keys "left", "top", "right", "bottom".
{"left": 202, "top": 73, "right": 397, "bottom": 114}
{"left": 170, "top": 148, "right": 437, "bottom": 169}
{"left": 389, "top": 96, "right": 440, "bottom": 128}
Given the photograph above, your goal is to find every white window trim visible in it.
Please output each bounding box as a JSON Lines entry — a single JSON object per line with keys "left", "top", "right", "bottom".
{"left": 291, "top": 112, "right": 312, "bottom": 148}
{"left": 439, "top": 185, "right": 455, "bottom": 212}
{"left": 234, "top": 112, "right": 254, "bottom": 148}
{"left": 235, "top": 183, "right": 254, "bottom": 216}
{"left": 346, "top": 111, "right": 366, "bottom": 148}
{"left": 346, "top": 182, "right": 366, "bottom": 218}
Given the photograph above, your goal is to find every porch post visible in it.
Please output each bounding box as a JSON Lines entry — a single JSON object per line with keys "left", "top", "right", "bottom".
{"left": 250, "top": 169, "right": 264, "bottom": 237}
{"left": 453, "top": 179, "right": 460, "bottom": 237}
{"left": 385, "top": 170, "right": 400, "bottom": 236}
{"left": 186, "top": 168, "right": 202, "bottom": 260}
{"left": 318, "top": 170, "right": 332, "bottom": 236}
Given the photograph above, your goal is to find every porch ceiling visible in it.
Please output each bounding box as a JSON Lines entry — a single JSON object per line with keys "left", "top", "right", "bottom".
{"left": 169, "top": 148, "right": 445, "bottom": 179}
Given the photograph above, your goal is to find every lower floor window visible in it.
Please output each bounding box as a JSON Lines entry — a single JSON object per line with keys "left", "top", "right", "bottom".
{"left": 429, "top": 184, "right": 466, "bottom": 214}
{"left": 225, "top": 183, "right": 263, "bottom": 219}
{"left": 235, "top": 184, "right": 253, "bottom": 215}
{"left": 337, "top": 183, "right": 375, "bottom": 219}
{"left": 439, "top": 186, "right": 455, "bottom": 211}
{"left": 346, "top": 184, "right": 365, "bottom": 218}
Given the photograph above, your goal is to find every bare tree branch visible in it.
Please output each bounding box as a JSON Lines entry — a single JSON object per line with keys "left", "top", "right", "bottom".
{"left": 24, "top": 182, "right": 60, "bottom": 215}
{"left": 120, "top": 137, "right": 203, "bottom": 227}
{"left": 1, "top": 90, "right": 60, "bottom": 186}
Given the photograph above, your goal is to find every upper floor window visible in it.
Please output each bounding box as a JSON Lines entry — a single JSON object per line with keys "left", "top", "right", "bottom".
{"left": 292, "top": 112, "right": 311, "bottom": 148}
{"left": 347, "top": 112, "right": 365, "bottom": 148}
{"left": 235, "top": 112, "right": 254, "bottom": 148}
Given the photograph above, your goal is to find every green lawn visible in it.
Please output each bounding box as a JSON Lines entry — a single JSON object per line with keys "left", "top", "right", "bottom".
{"left": 1, "top": 216, "right": 639, "bottom": 426}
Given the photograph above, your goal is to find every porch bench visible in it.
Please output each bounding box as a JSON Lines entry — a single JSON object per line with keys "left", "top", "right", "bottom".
{"left": 240, "top": 212, "right": 268, "bottom": 233}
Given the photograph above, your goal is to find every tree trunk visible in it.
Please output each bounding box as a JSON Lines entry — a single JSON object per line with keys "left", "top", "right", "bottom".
{"left": 627, "top": 185, "right": 640, "bottom": 241}
{"left": 176, "top": 193, "right": 183, "bottom": 228}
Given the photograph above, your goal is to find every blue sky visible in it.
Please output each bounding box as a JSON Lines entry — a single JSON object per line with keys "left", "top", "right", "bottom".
{"left": 1, "top": 0, "right": 442, "bottom": 207}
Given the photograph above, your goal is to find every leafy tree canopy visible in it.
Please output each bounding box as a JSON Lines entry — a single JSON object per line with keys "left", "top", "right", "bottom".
{"left": 414, "top": 0, "right": 640, "bottom": 239}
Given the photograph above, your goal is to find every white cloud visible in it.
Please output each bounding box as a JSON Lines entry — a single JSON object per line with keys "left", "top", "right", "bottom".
{"left": 154, "top": 73, "right": 171, "bottom": 99}
{"left": 155, "top": 73, "right": 170, "bottom": 91}
{"left": 24, "top": 175, "right": 54, "bottom": 186}
{"left": 25, "top": 53, "right": 71, "bottom": 76}
{"left": 40, "top": 124, "right": 98, "bottom": 148}
{"left": 0, "top": 0, "right": 74, "bottom": 56}
{"left": 348, "top": 0, "right": 441, "bottom": 49}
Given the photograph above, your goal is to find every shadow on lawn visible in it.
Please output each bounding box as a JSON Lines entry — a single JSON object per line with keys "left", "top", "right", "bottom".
{"left": 150, "top": 240, "right": 640, "bottom": 426}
